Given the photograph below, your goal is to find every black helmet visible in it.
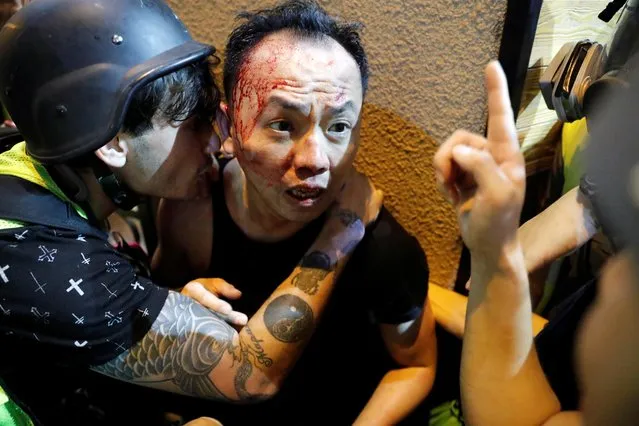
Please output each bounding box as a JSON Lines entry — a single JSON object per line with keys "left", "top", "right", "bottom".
{"left": 0, "top": 0, "right": 215, "bottom": 163}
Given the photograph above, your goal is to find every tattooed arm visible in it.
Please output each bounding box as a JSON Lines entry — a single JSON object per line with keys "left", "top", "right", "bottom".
{"left": 93, "top": 205, "right": 371, "bottom": 402}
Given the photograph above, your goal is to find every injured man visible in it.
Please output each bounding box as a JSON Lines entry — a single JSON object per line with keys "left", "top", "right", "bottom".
{"left": 151, "top": 1, "right": 436, "bottom": 425}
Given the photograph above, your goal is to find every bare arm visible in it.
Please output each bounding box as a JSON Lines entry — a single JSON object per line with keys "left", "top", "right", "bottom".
{"left": 519, "top": 186, "right": 598, "bottom": 273}
{"left": 94, "top": 208, "right": 368, "bottom": 401}
{"left": 354, "top": 301, "right": 437, "bottom": 425}
{"left": 429, "top": 283, "right": 548, "bottom": 339}
{"left": 462, "top": 249, "right": 563, "bottom": 425}
{"left": 435, "top": 62, "right": 578, "bottom": 426}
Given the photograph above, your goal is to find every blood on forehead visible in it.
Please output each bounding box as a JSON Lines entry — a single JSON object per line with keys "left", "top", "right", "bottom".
{"left": 231, "top": 38, "right": 298, "bottom": 145}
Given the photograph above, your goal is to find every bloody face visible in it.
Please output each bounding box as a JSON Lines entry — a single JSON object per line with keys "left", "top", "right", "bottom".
{"left": 229, "top": 30, "right": 364, "bottom": 223}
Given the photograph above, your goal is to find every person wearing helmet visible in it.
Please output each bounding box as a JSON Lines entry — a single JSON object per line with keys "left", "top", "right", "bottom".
{"left": 0, "top": 0, "right": 380, "bottom": 424}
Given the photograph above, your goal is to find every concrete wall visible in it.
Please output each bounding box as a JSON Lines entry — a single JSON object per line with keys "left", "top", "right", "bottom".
{"left": 169, "top": 0, "right": 507, "bottom": 287}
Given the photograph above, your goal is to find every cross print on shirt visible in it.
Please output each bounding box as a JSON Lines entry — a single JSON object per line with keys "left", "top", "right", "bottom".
{"left": 0, "top": 265, "right": 9, "bottom": 284}
{"left": 31, "top": 307, "right": 50, "bottom": 324}
{"left": 100, "top": 283, "right": 118, "bottom": 299}
{"left": 0, "top": 303, "right": 10, "bottom": 316}
{"left": 77, "top": 235, "right": 87, "bottom": 242}
{"left": 131, "top": 281, "right": 144, "bottom": 291}
{"left": 14, "top": 230, "right": 28, "bottom": 240}
{"left": 66, "top": 278, "right": 85, "bottom": 296}
{"left": 37, "top": 245, "right": 57, "bottom": 263}
{"left": 30, "top": 272, "right": 46, "bottom": 294}
{"left": 107, "top": 339, "right": 127, "bottom": 352}
{"left": 72, "top": 313, "right": 85, "bottom": 325}
{"left": 81, "top": 253, "right": 90, "bottom": 265}
{"left": 138, "top": 307, "right": 150, "bottom": 317}
{"left": 105, "top": 261, "right": 120, "bottom": 273}
{"left": 105, "top": 311, "right": 124, "bottom": 327}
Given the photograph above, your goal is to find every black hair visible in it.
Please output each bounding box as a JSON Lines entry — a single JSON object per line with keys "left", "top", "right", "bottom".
{"left": 123, "top": 57, "right": 220, "bottom": 137}
{"left": 67, "top": 57, "right": 220, "bottom": 168}
{"left": 223, "top": 0, "right": 369, "bottom": 105}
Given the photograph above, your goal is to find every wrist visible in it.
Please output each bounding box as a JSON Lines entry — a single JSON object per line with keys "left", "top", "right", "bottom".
{"left": 470, "top": 239, "right": 526, "bottom": 281}
{"left": 314, "top": 210, "right": 365, "bottom": 263}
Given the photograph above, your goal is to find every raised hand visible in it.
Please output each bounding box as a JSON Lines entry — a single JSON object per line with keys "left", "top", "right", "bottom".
{"left": 434, "top": 61, "right": 525, "bottom": 260}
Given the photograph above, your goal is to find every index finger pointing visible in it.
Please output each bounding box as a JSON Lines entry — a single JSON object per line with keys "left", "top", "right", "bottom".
{"left": 485, "top": 61, "right": 518, "bottom": 153}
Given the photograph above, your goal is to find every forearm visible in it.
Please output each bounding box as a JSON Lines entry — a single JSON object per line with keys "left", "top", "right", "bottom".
{"left": 355, "top": 367, "right": 435, "bottom": 426}
{"left": 461, "top": 245, "right": 560, "bottom": 426}
{"left": 519, "top": 187, "right": 597, "bottom": 273}
{"left": 430, "top": 284, "right": 548, "bottom": 339}
{"left": 429, "top": 284, "right": 469, "bottom": 338}
{"left": 239, "top": 209, "right": 365, "bottom": 388}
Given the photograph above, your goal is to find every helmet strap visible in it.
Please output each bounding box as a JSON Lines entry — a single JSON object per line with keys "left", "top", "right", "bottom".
{"left": 45, "top": 163, "right": 100, "bottom": 226}
{"left": 92, "top": 158, "right": 140, "bottom": 211}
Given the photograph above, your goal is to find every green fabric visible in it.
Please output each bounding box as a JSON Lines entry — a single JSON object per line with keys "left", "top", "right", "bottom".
{"left": 429, "top": 400, "right": 465, "bottom": 426}
{"left": 0, "top": 387, "right": 33, "bottom": 426}
{"left": 0, "top": 142, "right": 87, "bottom": 230}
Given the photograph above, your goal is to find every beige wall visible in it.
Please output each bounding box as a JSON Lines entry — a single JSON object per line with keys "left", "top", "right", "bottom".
{"left": 169, "top": 0, "right": 507, "bottom": 287}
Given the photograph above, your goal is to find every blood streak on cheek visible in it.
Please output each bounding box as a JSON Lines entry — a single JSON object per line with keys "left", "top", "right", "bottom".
{"left": 232, "top": 61, "right": 289, "bottom": 144}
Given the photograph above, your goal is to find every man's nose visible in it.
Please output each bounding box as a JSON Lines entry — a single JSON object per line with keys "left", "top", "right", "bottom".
{"left": 292, "top": 134, "right": 329, "bottom": 180}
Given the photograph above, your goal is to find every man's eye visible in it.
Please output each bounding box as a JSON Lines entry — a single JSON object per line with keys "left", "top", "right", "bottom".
{"left": 328, "top": 122, "right": 350, "bottom": 133}
{"left": 269, "top": 121, "right": 293, "bottom": 132}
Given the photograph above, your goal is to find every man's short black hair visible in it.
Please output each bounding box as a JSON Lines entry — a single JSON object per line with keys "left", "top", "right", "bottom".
{"left": 123, "top": 57, "right": 220, "bottom": 137}
{"left": 223, "top": 0, "right": 369, "bottom": 106}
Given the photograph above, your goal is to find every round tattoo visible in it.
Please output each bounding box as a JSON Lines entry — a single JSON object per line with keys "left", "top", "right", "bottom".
{"left": 263, "top": 295, "right": 314, "bottom": 343}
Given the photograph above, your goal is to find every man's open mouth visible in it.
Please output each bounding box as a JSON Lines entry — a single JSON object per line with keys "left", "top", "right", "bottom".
{"left": 286, "top": 185, "right": 325, "bottom": 201}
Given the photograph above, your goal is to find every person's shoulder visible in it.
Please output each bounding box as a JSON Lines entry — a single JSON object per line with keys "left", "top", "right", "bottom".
{"left": 156, "top": 198, "right": 212, "bottom": 243}
{"left": 349, "top": 206, "right": 428, "bottom": 279}
{"left": 363, "top": 207, "right": 424, "bottom": 255}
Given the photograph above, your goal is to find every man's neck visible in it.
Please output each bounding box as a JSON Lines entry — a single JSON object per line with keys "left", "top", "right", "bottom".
{"left": 78, "top": 169, "right": 118, "bottom": 222}
{"left": 225, "top": 160, "right": 308, "bottom": 242}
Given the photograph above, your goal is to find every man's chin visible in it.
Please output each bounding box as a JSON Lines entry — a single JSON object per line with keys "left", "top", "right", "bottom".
{"left": 277, "top": 199, "right": 332, "bottom": 223}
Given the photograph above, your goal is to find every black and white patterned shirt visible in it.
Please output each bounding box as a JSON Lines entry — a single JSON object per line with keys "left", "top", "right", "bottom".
{"left": 0, "top": 223, "right": 168, "bottom": 366}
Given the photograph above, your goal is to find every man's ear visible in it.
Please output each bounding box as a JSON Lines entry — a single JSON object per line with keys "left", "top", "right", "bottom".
{"left": 217, "top": 103, "right": 235, "bottom": 156}
{"left": 95, "top": 136, "right": 128, "bottom": 169}
{"left": 216, "top": 102, "right": 231, "bottom": 141}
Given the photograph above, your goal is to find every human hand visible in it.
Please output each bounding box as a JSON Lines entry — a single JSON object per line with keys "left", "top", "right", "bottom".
{"left": 181, "top": 278, "right": 248, "bottom": 326}
{"left": 434, "top": 61, "right": 525, "bottom": 262}
{"left": 334, "top": 168, "right": 384, "bottom": 226}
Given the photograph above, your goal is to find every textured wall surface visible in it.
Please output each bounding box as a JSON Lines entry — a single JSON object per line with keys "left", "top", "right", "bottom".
{"left": 168, "top": 0, "right": 507, "bottom": 287}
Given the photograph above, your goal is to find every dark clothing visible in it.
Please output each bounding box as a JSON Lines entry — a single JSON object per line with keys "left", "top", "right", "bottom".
{"left": 187, "top": 172, "right": 430, "bottom": 425}
{"left": 536, "top": 279, "right": 597, "bottom": 411}
{"left": 0, "top": 176, "right": 168, "bottom": 425}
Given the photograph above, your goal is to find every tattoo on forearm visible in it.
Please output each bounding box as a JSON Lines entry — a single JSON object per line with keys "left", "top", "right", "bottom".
{"left": 91, "top": 292, "right": 234, "bottom": 400}
{"left": 263, "top": 295, "right": 314, "bottom": 343}
{"left": 233, "top": 326, "right": 273, "bottom": 368}
{"left": 291, "top": 251, "right": 333, "bottom": 295}
{"left": 335, "top": 209, "right": 360, "bottom": 227}
{"left": 232, "top": 327, "right": 272, "bottom": 401}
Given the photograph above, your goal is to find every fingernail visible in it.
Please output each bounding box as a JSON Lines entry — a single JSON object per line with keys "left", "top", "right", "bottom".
{"left": 452, "top": 145, "right": 473, "bottom": 156}
{"left": 232, "top": 313, "right": 248, "bottom": 325}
